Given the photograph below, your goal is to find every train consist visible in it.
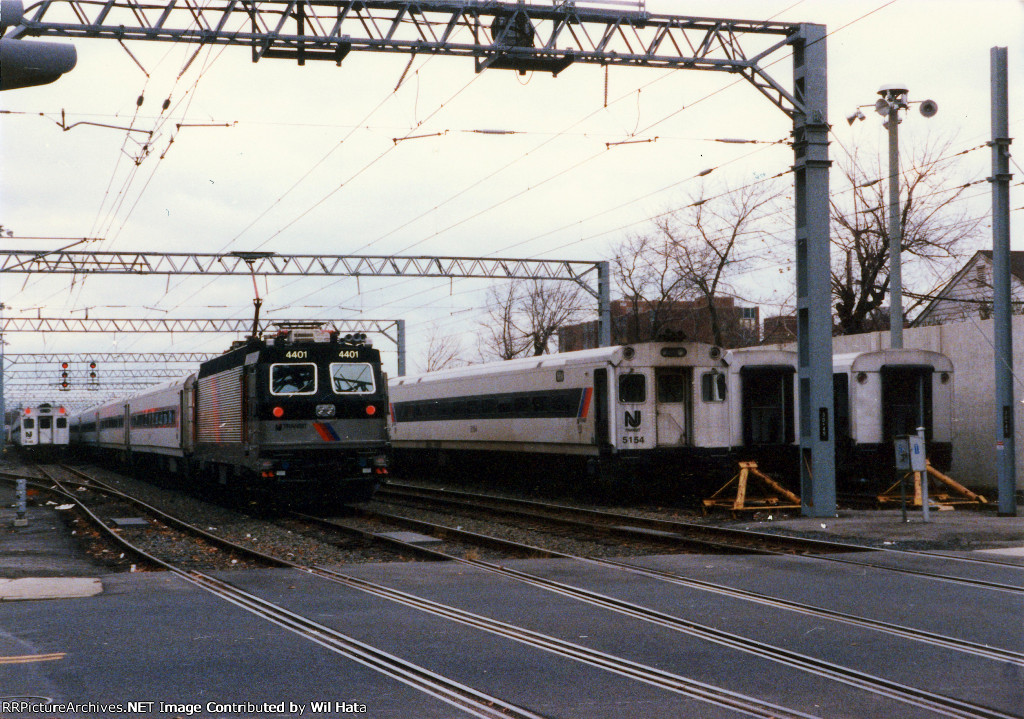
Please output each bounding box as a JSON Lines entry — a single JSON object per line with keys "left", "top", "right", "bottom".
{"left": 388, "top": 341, "right": 954, "bottom": 491}
{"left": 70, "top": 325, "right": 388, "bottom": 504}
{"left": 7, "top": 403, "right": 70, "bottom": 456}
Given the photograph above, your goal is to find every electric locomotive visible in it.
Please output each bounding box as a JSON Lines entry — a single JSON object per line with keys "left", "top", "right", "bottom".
{"left": 71, "top": 324, "right": 388, "bottom": 505}
{"left": 193, "top": 324, "right": 389, "bottom": 501}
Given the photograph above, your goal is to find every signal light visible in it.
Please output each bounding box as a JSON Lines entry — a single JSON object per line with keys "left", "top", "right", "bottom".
{"left": 24, "top": 407, "right": 32, "bottom": 415}
{"left": 365, "top": 405, "right": 377, "bottom": 416}
{"left": 272, "top": 406, "right": 284, "bottom": 418}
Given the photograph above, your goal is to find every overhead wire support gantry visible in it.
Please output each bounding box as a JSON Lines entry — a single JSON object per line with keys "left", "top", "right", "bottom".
{"left": 10, "top": 1, "right": 804, "bottom": 116}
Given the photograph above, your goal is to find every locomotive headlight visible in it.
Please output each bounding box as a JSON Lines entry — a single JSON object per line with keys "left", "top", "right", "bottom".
{"left": 365, "top": 405, "right": 377, "bottom": 416}
{"left": 273, "top": 406, "right": 285, "bottom": 418}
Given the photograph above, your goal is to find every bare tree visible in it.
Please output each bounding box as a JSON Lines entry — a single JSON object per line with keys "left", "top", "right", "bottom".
{"left": 479, "top": 282, "right": 530, "bottom": 360}
{"left": 420, "top": 322, "right": 465, "bottom": 372}
{"left": 479, "top": 279, "right": 587, "bottom": 360}
{"left": 830, "top": 137, "right": 985, "bottom": 334}
{"left": 658, "top": 180, "right": 784, "bottom": 346}
{"left": 610, "top": 231, "right": 688, "bottom": 343}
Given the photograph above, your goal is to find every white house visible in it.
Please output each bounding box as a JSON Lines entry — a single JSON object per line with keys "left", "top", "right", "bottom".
{"left": 913, "top": 250, "right": 1024, "bottom": 327}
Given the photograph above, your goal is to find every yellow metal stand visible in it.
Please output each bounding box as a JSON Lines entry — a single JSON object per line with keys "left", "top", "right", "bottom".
{"left": 703, "top": 461, "right": 801, "bottom": 515}
{"left": 877, "top": 461, "right": 987, "bottom": 509}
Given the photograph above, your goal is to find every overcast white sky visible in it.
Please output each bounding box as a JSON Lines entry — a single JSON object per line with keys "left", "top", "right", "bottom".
{"left": 1, "top": 0, "right": 1022, "bottom": 399}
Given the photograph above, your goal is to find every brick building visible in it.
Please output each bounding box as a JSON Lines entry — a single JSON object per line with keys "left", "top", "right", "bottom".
{"left": 558, "top": 297, "right": 759, "bottom": 351}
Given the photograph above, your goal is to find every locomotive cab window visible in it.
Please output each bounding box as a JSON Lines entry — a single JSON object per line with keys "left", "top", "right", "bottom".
{"left": 330, "top": 363, "right": 376, "bottom": 394}
{"left": 619, "top": 373, "right": 646, "bottom": 403}
{"left": 701, "top": 371, "right": 727, "bottom": 402}
{"left": 23, "top": 418, "right": 35, "bottom": 429}
{"left": 270, "top": 363, "right": 317, "bottom": 395}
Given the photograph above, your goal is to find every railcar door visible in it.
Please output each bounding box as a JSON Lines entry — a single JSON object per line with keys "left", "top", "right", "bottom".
{"left": 38, "top": 415, "right": 53, "bottom": 445}
{"left": 881, "top": 365, "right": 933, "bottom": 442}
{"left": 655, "top": 368, "right": 692, "bottom": 446}
{"left": 740, "top": 366, "right": 794, "bottom": 446}
{"left": 593, "top": 368, "right": 611, "bottom": 450}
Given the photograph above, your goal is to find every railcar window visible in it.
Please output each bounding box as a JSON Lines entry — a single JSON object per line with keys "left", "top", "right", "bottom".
{"left": 40, "top": 417, "right": 52, "bottom": 430}
{"left": 657, "top": 372, "right": 688, "bottom": 403}
{"left": 56, "top": 418, "right": 67, "bottom": 429}
{"left": 701, "top": 371, "right": 727, "bottom": 402}
{"left": 619, "top": 373, "right": 646, "bottom": 403}
{"left": 24, "top": 418, "right": 35, "bottom": 429}
{"left": 271, "top": 363, "right": 317, "bottom": 395}
{"left": 330, "top": 363, "right": 376, "bottom": 394}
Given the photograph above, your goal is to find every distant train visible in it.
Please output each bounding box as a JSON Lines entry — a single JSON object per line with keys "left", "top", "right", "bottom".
{"left": 71, "top": 325, "right": 388, "bottom": 504}
{"left": 8, "top": 403, "right": 70, "bottom": 455}
{"left": 388, "top": 341, "right": 954, "bottom": 493}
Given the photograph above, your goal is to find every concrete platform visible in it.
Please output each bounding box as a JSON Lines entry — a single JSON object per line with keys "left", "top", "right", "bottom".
{"left": 0, "top": 577, "right": 103, "bottom": 601}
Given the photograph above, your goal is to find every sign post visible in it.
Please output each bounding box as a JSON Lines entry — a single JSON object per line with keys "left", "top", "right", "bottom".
{"left": 894, "top": 436, "right": 911, "bottom": 523}
{"left": 912, "top": 427, "right": 928, "bottom": 522}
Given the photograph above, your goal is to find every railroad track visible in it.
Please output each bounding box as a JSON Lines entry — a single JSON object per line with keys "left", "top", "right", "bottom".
{"left": 4, "top": 464, "right": 827, "bottom": 719}
{"left": 297, "top": 505, "right": 1024, "bottom": 671}
{"left": 376, "top": 482, "right": 1024, "bottom": 594}
{"left": 8, "top": 463, "right": 1021, "bottom": 719}
{"left": 20, "top": 466, "right": 547, "bottom": 719}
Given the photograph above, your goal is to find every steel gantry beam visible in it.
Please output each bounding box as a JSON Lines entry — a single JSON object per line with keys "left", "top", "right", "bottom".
{"left": 0, "top": 315, "right": 401, "bottom": 334}
{"left": 8, "top": 1, "right": 804, "bottom": 116}
{"left": 5, "top": 368, "right": 194, "bottom": 379}
{"left": 0, "top": 249, "right": 603, "bottom": 284}
{"left": 0, "top": 316, "right": 408, "bottom": 374}
{"left": 3, "top": 352, "right": 220, "bottom": 366}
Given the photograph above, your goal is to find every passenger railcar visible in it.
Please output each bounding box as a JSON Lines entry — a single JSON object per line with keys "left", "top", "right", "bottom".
{"left": 833, "top": 348, "right": 953, "bottom": 485}
{"left": 389, "top": 341, "right": 955, "bottom": 495}
{"left": 71, "top": 325, "right": 388, "bottom": 504}
{"left": 389, "top": 341, "right": 741, "bottom": 490}
{"left": 10, "top": 403, "right": 69, "bottom": 455}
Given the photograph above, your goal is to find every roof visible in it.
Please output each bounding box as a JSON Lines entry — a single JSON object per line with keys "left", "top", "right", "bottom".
{"left": 978, "top": 250, "right": 1024, "bottom": 281}
{"left": 912, "top": 250, "right": 1024, "bottom": 326}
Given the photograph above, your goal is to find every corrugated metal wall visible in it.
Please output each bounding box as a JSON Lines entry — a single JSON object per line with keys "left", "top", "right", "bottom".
{"left": 196, "top": 368, "right": 243, "bottom": 443}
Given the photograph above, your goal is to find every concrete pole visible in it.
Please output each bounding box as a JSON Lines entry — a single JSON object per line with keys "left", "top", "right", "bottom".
{"left": 990, "top": 46, "right": 1017, "bottom": 516}
{"left": 887, "top": 104, "right": 904, "bottom": 349}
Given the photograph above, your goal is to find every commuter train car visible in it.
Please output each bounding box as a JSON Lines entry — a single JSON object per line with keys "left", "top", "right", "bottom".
{"left": 389, "top": 341, "right": 743, "bottom": 491}
{"left": 723, "top": 347, "right": 798, "bottom": 476}
{"left": 832, "top": 348, "right": 954, "bottom": 486}
{"left": 72, "top": 325, "right": 388, "bottom": 504}
{"left": 10, "top": 403, "right": 69, "bottom": 456}
{"left": 389, "top": 341, "right": 955, "bottom": 494}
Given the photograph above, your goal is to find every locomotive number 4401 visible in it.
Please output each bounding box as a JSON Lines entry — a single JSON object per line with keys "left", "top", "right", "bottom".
{"left": 337, "top": 350, "right": 359, "bottom": 358}
{"left": 285, "top": 350, "right": 308, "bottom": 359}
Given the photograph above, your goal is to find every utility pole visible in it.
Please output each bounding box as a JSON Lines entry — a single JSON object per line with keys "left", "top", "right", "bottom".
{"left": 851, "top": 85, "right": 938, "bottom": 347}
{"left": 884, "top": 87, "right": 905, "bottom": 348}
{"left": 990, "top": 46, "right": 1017, "bottom": 516}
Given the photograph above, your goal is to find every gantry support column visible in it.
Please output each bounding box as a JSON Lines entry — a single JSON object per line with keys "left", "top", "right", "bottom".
{"left": 792, "top": 24, "right": 836, "bottom": 517}
{"left": 598, "top": 261, "right": 612, "bottom": 348}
